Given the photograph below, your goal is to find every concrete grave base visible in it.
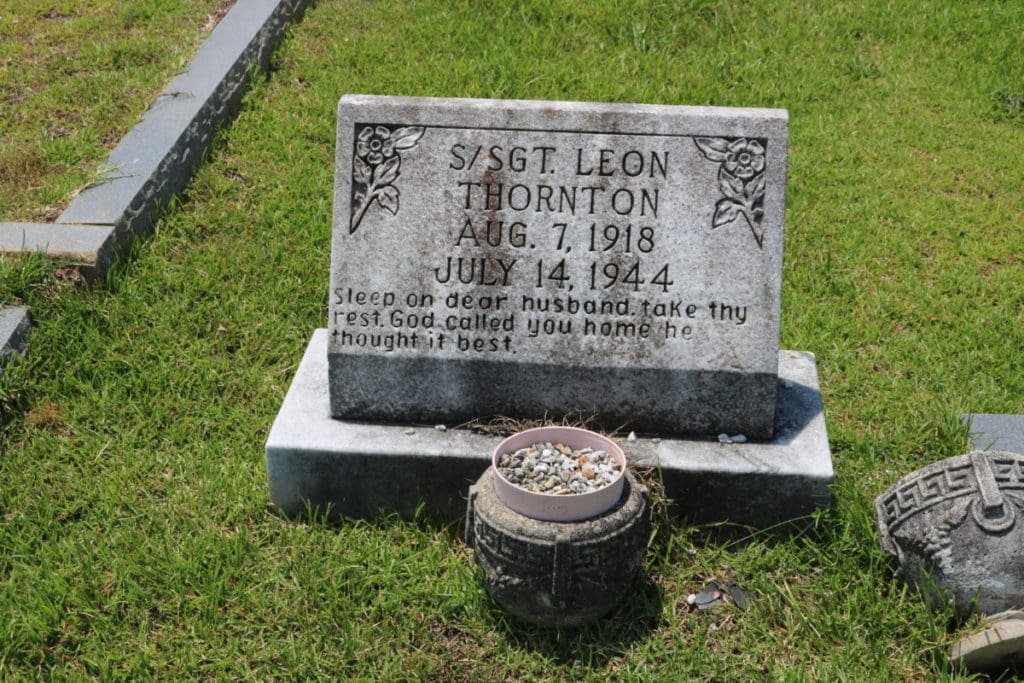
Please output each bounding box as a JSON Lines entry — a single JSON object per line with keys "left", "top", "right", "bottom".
{"left": 266, "top": 330, "right": 833, "bottom": 527}
{"left": 0, "top": 307, "right": 30, "bottom": 360}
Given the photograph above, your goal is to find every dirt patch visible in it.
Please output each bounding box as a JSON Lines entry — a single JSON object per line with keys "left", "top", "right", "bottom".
{"left": 40, "top": 8, "right": 70, "bottom": 20}
{"left": 26, "top": 401, "right": 62, "bottom": 430}
{"left": 0, "top": 148, "right": 47, "bottom": 185}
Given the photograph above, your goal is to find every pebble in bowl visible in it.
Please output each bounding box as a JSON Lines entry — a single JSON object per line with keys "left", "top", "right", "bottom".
{"left": 491, "top": 426, "right": 626, "bottom": 522}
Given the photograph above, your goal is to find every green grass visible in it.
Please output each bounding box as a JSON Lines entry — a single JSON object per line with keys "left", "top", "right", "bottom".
{"left": 3, "top": 0, "right": 1024, "bottom": 678}
{"left": 0, "top": 0, "right": 231, "bottom": 223}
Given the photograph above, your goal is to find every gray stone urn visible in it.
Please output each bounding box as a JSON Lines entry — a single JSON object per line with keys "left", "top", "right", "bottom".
{"left": 466, "top": 468, "right": 650, "bottom": 626}
{"left": 875, "top": 451, "right": 1024, "bottom": 617}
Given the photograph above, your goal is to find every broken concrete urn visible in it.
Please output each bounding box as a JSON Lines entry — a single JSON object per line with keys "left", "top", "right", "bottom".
{"left": 876, "top": 451, "right": 1024, "bottom": 617}
{"left": 466, "top": 466, "right": 650, "bottom": 626}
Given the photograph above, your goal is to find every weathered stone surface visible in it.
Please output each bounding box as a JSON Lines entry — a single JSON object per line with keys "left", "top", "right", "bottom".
{"left": 328, "top": 95, "right": 788, "bottom": 438}
{"left": 466, "top": 468, "right": 649, "bottom": 626}
{"left": 876, "top": 451, "right": 1024, "bottom": 617}
{"left": 965, "top": 413, "right": 1024, "bottom": 455}
{"left": 628, "top": 349, "right": 832, "bottom": 524}
{"left": 269, "top": 96, "right": 832, "bottom": 528}
{"left": 265, "top": 330, "right": 832, "bottom": 526}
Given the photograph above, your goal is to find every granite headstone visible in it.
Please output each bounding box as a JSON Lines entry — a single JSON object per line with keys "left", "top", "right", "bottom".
{"left": 328, "top": 95, "right": 788, "bottom": 437}
{"left": 964, "top": 413, "right": 1024, "bottom": 455}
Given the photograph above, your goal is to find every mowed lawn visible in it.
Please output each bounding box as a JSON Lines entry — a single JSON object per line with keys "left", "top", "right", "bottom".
{"left": 1, "top": 1, "right": 1024, "bottom": 679}
{"left": 0, "top": 0, "right": 233, "bottom": 222}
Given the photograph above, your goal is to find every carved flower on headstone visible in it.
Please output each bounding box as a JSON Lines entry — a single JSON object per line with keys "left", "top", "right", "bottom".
{"left": 357, "top": 126, "right": 396, "bottom": 165}
{"left": 723, "top": 139, "right": 765, "bottom": 180}
{"left": 350, "top": 124, "right": 425, "bottom": 233}
{"left": 695, "top": 136, "right": 768, "bottom": 249}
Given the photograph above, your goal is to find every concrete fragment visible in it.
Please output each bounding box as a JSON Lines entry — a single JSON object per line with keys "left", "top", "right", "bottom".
{"left": 57, "top": 0, "right": 310, "bottom": 278}
{"left": 0, "top": 222, "right": 114, "bottom": 264}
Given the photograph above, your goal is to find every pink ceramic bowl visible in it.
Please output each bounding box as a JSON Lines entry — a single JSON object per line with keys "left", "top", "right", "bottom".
{"left": 491, "top": 426, "right": 627, "bottom": 522}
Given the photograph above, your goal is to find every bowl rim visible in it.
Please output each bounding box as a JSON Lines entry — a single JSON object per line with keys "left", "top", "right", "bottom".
{"left": 491, "top": 425, "right": 626, "bottom": 500}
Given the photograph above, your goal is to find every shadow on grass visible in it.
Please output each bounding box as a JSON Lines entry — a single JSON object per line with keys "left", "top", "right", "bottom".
{"left": 683, "top": 514, "right": 834, "bottom": 550}
{"left": 481, "top": 569, "right": 665, "bottom": 669}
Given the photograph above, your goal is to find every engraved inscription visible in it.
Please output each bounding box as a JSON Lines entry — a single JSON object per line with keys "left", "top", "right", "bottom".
{"left": 328, "top": 97, "right": 788, "bottom": 433}
{"left": 333, "top": 115, "right": 781, "bottom": 375}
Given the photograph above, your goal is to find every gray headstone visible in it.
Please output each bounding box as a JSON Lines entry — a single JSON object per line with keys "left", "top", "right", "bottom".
{"left": 328, "top": 95, "right": 788, "bottom": 437}
{"left": 268, "top": 97, "right": 831, "bottom": 526}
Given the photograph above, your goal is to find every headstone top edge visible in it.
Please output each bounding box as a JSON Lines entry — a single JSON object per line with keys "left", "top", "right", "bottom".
{"left": 337, "top": 94, "right": 789, "bottom": 125}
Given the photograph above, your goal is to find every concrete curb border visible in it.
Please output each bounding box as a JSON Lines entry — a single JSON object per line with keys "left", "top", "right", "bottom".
{"left": 0, "top": 307, "right": 30, "bottom": 370}
{"left": 0, "top": 0, "right": 311, "bottom": 377}
{"left": 267, "top": 331, "right": 833, "bottom": 526}
{"left": 0, "top": 0, "right": 310, "bottom": 278}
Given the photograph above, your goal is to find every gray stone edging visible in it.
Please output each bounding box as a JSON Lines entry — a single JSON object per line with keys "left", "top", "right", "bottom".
{"left": 963, "top": 413, "right": 1024, "bottom": 455}
{"left": 0, "top": 307, "right": 31, "bottom": 372}
{"left": 0, "top": 0, "right": 310, "bottom": 278}
{"left": 0, "top": 223, "right": 115, "bottom": 263}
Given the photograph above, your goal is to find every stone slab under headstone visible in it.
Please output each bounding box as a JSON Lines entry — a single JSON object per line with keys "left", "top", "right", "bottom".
{"left": 329, "top": 95, "right": 788, "bottom": 438}
{"left": 265, "top": 330, "right": 832, "bottom": 526}
{"left": 964, "top": 413, "right": 1024, "bottom": 455}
